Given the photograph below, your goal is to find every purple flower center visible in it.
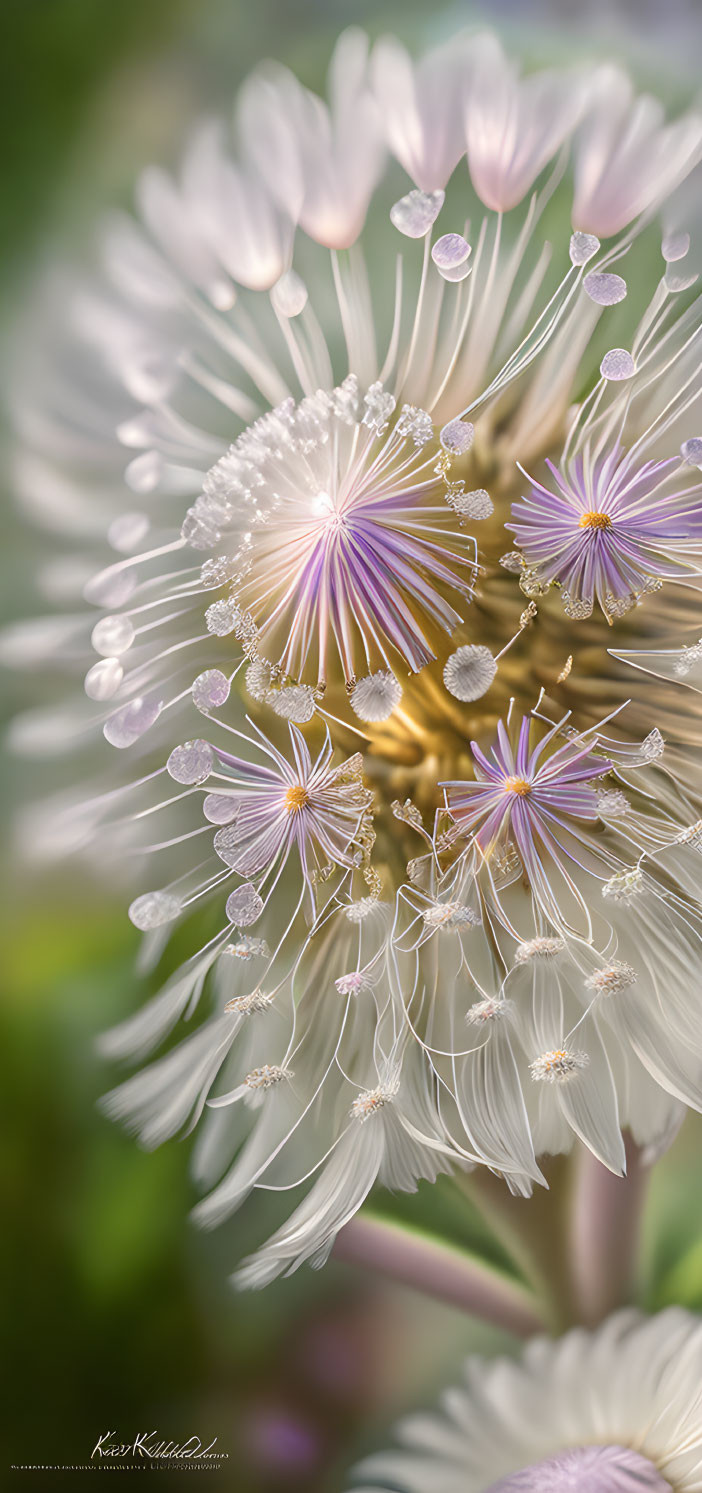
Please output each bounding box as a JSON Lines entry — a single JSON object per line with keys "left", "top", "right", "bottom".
{"left": 486, "top": 1443, "right": 673, "bottom": 1492}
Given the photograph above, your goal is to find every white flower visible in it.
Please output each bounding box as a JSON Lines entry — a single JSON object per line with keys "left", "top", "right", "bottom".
{"left": 354, "top": 1310, "right": 702, "bottom": 1493}
{"left": 371, "top": 33, "right": 475, "bottom": 192}
{"left": 573, "top": 65, "right": 702, "bottom": 237}
{"left": 6, "top": 24, "right": 702, "bottom": 1285}
{"left": 234, "top": 1055, "right": 453, "bottom": 1288}
{"left": 237, "top": 28, "right": 385, "bottom": 249}
{"left": 465, "top": 34, "right": 587, "bottom": 213}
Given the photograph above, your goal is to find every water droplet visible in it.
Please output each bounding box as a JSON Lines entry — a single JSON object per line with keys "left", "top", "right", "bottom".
{"left": 447, "top": 488, "right": 493, "bottom": 519}
{"left": 203, "top": 794, "right": 238, "bottom": 824}
{"left": 681, "top": 437, "right": 702, "bottom": 467}
{"left": 129, "top": 890, "right": 181, "bottom": 931}
{"left": 108, "top": 512, "right": 150, "bottom": 552}
{"left": 205, "top": 599, "right": 241, "bottom": 637}
{"left": 84, "top": 566, "right": 137, "bottom": 608}
{"left": 124, "top": 450, "right": 163, "bottom": 494}
{"left": 390, "top": 188, "right": 445, "bottom": 238}
{"left": 569, "top": 232, "right": 600, "bottom": 266}
{"left": 91, "top": 615, "right": 135, "bottom": 656}
{"left": 440, "top": 418, "right": 474, "bottom": 454}
{"left": 214, "top": 825, "right": 242, "bottom": 867}
{"left": 84, "top": 657, "right": 124, "bottom": 701}
{"left": 600, "top": 348, "right": 635, "bottom": 381}
{"left": 431, "top": 233, "right": 471, "bottom": 269}
{"left": 270, "top": 270, "right": 308, "bottom": 318}
{"left": 662, "top": 231, "right": 690, "bottom": 262}
{"left": 167, "top": 740, "right": 213, "bottom": 785}
{"left": 665, "top": 266, "right": 698, "bottom": 293}
{"left": 192, "top": 669, "right": 230, "bottom": 713}
{"left": 584, "top": 271, "right": 627, "bottom": 305}
{"left": 436, "top": 258, "right": 472, "bottom": 283}
{"left": 104, "top": 694, "right": 162, "bottom": 748}
{"left": 226, "top": 883, "right": 264, "bottom": 926}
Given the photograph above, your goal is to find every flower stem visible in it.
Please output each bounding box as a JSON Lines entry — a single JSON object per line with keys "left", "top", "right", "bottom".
{"left": 569, "top": 1133, "right": 649, "bottom": 1325}
{"left": 456, "top": 1157, "right": 578, "bottom": 1333}
{"left": 332, "top": 1215, "right": 545, "bottom": 1338}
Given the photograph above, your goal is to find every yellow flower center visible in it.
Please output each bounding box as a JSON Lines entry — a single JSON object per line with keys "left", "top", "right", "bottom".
{"left": 284, "top": 784, "right": 310, "bottom": 813}
{"left": 578, "top": 510, "right": 612, "bottom": 530}
{"left": 504, "top": 776, "right": 532, "bottom": 796}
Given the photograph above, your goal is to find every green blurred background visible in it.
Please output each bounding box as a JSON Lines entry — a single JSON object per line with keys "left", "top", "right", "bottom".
{"left": 3, "top": 1, "right": 702, "bottom": 1487}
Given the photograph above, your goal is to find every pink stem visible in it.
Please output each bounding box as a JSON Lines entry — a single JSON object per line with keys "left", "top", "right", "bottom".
{"left": 332, "top": 1215, "right": 544, "bottom": 1338}
{"left": 570, "top": 1134, "right": 649, "bottom": 1326}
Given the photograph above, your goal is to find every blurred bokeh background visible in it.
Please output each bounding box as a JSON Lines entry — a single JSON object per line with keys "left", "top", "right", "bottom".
{"left": 3, "top": 1, "right": 702, "bottom": 1487}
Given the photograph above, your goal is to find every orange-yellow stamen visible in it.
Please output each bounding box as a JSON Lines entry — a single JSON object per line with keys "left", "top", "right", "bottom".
{"left": 578, "top": 510, "right": 612, "bottom": 530}
{"left": 284, "top": 784, "right": 310, "bottom": 813}
{"left": 504, "top": 776, "right": 532, "bottom": 796}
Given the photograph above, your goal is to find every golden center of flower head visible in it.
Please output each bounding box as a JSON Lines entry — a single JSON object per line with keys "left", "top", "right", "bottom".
{"left": 540, "top": 1050, "right": 568, "bottom": 1073}
{"left": 284, "top": 784, "right": 310, "bottom": 813}
{"left": 578, "top": 510, "right": 613, "bottom": 530}
{"left": 504, "top": 776, "right": 532, "bottom": 796}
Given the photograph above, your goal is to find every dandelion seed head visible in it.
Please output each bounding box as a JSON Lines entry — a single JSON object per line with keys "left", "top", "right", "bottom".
{"left": 345, "top": 898, "right": 379, "bottom": 923}
{"left": 530, "top": 1049, "right": 589, "bottom": 1083}
{"left": 585, "top": 961, "right": 637, "bottom": 995}
{"left": 222, "top": 936, "right": 269, "bottom": 960}
{"left": 244, "top": 1064, "right": 291, "bottom": 1091}
{"left": 423, "top": 901, "right": 481, "bottom": 930}
{"left": 514, "top": 937, "right": 566, "bottom": 963}
{"left": 465, "top": 997, "right": 506, "bottom": 1024}
{"left": 224, "top": 988, "right": 273, "bottom": 1015}
{"left": 186, "top": 378, "right": 478, "bottom": 686}
{"left": 351, "top": 1077, "right": 400, "bottom": 1121}
{"left": 675, "top": 820, "right": 702, "bottom": 849}
{"left": 13, "top": 22, "right": 702, "bottom": 1282}
{"left": 602, "top": 868, "right": 645, "bottom": 902}
{"left": 335, "top": 971, "right": 371, "bottom": 995}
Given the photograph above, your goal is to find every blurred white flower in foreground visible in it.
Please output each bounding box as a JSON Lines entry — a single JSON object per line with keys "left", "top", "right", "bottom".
{"left": 354, "top": 1310, "right": 702, "bottom": 1492}
{"left": 5, "top": 26, "right": 702, "bottom": 1285}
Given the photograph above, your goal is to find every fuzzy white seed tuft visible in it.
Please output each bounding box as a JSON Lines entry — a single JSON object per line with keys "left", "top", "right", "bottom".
{"left": 443, "top": 645, "right": 497, "bottom": 702}
{"left": 350, "top": 670, "right": 402, "bottom": 722}
{"left": 529, "top": 1049, "right": 589, "bottom": 1083}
